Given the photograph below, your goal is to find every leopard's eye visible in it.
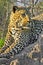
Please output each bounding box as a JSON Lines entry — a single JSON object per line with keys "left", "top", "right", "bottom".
{"left": 22, "top": 13, "right": 26, "bottom": 17}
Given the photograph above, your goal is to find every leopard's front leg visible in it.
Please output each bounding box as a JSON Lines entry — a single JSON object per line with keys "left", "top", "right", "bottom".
{"left": 0, "top": 32, "right": 14, "bottom": 54}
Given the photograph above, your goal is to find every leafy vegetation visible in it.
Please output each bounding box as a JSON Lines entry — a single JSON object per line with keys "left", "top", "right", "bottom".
{"left": 0, "top": 38, "right": 5, "bottom": 48}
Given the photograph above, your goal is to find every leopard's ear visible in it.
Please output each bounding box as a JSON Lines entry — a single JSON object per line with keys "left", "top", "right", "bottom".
{"left": 13, "top": 6, "right": 18, "bottom": 13}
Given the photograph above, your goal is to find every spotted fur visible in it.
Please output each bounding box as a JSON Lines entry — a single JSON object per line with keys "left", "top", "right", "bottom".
{"left": 0, "top": 6, "right": 43, "bottom": 59}
{"left": 0, "top": 6, "right": 30, "bottom": 56}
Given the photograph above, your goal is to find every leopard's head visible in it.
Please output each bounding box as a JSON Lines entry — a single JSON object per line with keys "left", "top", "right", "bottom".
{"left": 8, "top": 6, "right": 30, "bottom": 35}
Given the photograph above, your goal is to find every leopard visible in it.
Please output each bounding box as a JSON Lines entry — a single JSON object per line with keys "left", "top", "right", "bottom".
{"left": 0, "top": 6, "right": 31, "bottom": 58}
{"left": 0, "top": 6, "right": 43, "bottom": 59}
